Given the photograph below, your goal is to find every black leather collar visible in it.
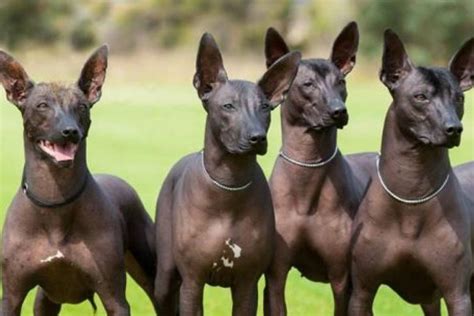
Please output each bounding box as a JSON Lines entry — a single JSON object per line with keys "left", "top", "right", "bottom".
{"left": 22, "top": 171, "right": 89, "bottom": 208}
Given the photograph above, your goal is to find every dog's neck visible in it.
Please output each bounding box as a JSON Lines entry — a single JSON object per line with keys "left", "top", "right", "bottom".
{"left": 280, "top": 102, "right": 338, "bottom": 166}
{"left": 379, "top": 105, "right": 451, "bottom": 198}
{"left": 23, "top": 135, "right": 90, "bottom": 204}
{"left": 203, "top": 119, "right": 257, "bottom": 187}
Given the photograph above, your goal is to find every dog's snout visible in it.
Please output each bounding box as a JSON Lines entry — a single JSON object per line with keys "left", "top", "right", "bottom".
{"left": 249, "top": 132, "right": 267, "bottom": 145}
{"left": 62, "top": 127, "right": 79, "bottom": 137}
{"left": 330, "top": 106, "right": 347, "bottom": 119}
{"left": 444, "top": 123, "right": 463, "bottom": 136}
{"left": 61, "top": 127, "right": 81, "bottom": 142}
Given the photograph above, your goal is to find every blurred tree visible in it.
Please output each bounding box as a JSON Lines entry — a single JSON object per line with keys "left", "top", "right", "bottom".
{"left": 0, "top": 0, "right": 73, "bottom": 49}
{"left": 105, "top": 0, "right": 293, "bottom": 53}
{"left": 356, "top": 0, "right": 474, "bottom": 64}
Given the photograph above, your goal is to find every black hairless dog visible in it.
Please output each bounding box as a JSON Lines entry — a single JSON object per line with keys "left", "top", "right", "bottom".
{"left": 1, "top": 46, "right": 157, "bottom": 315}
{"left": 349, "top": 31, "right": 474, "bottom": 316}
{"left": 262, "top": 22, "right": 377, "bottom": 316}
{"left": 153, "top": 33, "right": 300, "bottom": 315}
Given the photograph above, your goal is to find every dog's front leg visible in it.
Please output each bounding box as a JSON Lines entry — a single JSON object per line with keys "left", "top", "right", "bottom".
{"left": 231, "top": 280, "right": 258, "bottom": 316}
{"left": 347, "top": 279, "right": 375, "bottom": 316}
{"left": 329, "top": 272, "right": 351, "bottom": 316}
{"left": 420, "top": 301, "right": 441, "bottom": 316}
{"left": 33, "top": 287, "right": 61, "bottom": 316}
{"left": 179, "top": 278, "right": 204, "bottom": 316}
{"left": 95, "top": 278, "right": 130, "bottom": 316}
{"left": 444, "top": 293, "right": 472, "bottom": 316}
{"left": 263, "top": 262, "right": 290, "bottom": 316}
{"left": 2, "top": 290, "right": 28, "bottom": 316}
{"left": 1, "top": 268, "right": 32, "bottom": 316}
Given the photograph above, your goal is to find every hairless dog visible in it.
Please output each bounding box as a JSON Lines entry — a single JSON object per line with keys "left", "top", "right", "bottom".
{"left": 153, "top": 33, "right": 300, "bottom": 315}
{"left": 349, "top": 31, "right": 474, "bottom": 316}
{"left": 263, "top": 22, "right": 376, "bottom": 316}
{"left": 455, "top": 160, "right": 474, "bottom": 308}
{"left": 1, "top": 46, "right": 157, "bottom": 315}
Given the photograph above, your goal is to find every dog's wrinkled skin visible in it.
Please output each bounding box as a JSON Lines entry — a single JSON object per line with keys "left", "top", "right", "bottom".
{"left": 262, "top": 22, "right": 377, "bottom": 316}
{"left": 349, "top": 31, "right": 474, "bottom": 316}
{"left": 154, "top": 33, "right": 300, "bottom": 316}
{"left": 1, "top": 47, "right": 157, "bottom": 315}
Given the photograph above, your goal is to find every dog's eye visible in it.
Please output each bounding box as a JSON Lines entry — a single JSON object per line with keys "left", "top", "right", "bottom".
{"left": 36, "top": 102, "right": 49, "bottom": 110}
{"left": 79, "top": 103, "right": 89, "bottom": 112}
{"left": 261, "top": 103, "right": 271, "bottom": 111}
{"left": 222, "top": 103, "right": 235, "bottom": 110}
{"left": 338, "top": 78, "right": 346, "bottom": 86}
{"left": 455, "top": 94, "right": 464, "bottom": 104}
{"left": 303, "top": 81, "right": 313, "bottom": 87}
{"left": 414, "top": 93, "right": 429, "bottom": 102}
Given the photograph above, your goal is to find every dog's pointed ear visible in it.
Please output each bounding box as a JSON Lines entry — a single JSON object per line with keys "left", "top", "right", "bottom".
{"left": 78, "top": 44, "right": 108, "bottom": 106}
{"left": 0, "top": 50, "right": 34, "bottom": 110}
{"left": 330, "top": 21, "right": 359, "bottom": 76}
{"left": 258, "top": 51, "right": 301, "bottom": 109}
{"left": 380, "top": 29, "right": 414, "bottom": 91}
{"left": 449, "top": 37, "right": 474, "bottom": 92}
{"left": 265, "top": 27, "right": 290, "bottom": 69}
{"left": 193, "top": 33, "right": 228, "bottom": 101}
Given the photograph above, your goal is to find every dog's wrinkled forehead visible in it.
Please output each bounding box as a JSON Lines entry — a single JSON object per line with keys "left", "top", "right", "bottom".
{"left": 213, "top": 80, "right": 266, "bottom": 104}
{"left": 415, "top": 67, "right": 461, "bottom": 95}
{"left": 300, "top": 59, "right": 340, "bottom": 81}
{"left": 28, "top": 83, "right": 86, "bottom": 109}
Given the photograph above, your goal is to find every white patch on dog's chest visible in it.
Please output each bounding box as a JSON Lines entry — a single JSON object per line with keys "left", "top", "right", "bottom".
{"left": 40, "top": 250, "right": 64, "bottom": 263}
{"left": 225, "top": 238, "right": 242, "bottom": 258}
{"left": 212, "top": 238, "right": 242, "bottom": 270}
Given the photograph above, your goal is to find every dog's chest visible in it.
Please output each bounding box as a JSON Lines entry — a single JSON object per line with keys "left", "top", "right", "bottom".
{"left": 36, "top": 251, "right": 92, "bottom": 302}
{"left": 206, "top": 238, "right": 245, "bottom": 286}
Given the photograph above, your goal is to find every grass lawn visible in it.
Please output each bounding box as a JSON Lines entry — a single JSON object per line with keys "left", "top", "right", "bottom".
{"left": 0, "top": 57, "right": 472, "bottom": 315}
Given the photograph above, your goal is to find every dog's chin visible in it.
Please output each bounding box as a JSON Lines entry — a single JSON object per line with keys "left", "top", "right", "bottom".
{"left": 335, "top": 116, "right": 349, "bottom": 129}
{"left": 417, "top": 136, "right": 460, "bottom": 148}
{"left": 227, "top": 143, "right": 267, "bottom": 156}
{"left": 36, "top": 139, "right": 79, "bottom": 168}
{"left": 308, "top": 122, "right": 341, "bottom": 132}
{"left": 438, "top": 137, "right": 461, "bottom": 149}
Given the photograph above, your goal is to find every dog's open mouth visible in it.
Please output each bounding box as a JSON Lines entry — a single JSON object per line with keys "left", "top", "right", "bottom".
{"left": 38, "top": 140, "right": 79, "bottom": 162}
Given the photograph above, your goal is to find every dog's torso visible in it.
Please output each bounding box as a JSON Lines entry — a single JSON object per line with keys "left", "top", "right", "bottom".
{"left": 2, "top": 174, "right": 135, "bottom": 304}
{"left": 454, "top": 161, "right": 474, "bottom": 288}
{"left": 157, "top": 152, "right": 275, "bottom": 287}
{"left": 351, "top": 170, "right": 472, "bottom": 304}
{"left": 269, "top": 151, "right": 376, "bottom": 282}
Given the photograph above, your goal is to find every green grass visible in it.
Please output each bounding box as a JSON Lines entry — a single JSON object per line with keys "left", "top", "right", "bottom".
{"left": 0, "top": 78, "right": 472, "bottom": 315}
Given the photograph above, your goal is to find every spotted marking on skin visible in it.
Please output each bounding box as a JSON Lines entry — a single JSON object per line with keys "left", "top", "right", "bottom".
{"left": 225, "top": 238, "right": 242, "bottom": 258}
{"left": 221, "top": 256, "right": 234, "bottom": 268}
{"left": 40, "top": 250, "right": 64, "bottom": 263}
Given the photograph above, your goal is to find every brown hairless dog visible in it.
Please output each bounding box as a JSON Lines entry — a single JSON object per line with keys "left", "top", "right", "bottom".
{"left": 153, "top": 33, "right": 300, "bottom": 315}
{"left": 349, "top": 31, "right": 474, "bottom": 315}
{"left": 263, "top": 22, "right": 377, "bottom": 316}
{"left": 1, "top": 46, "right": 157, "bottom": 315}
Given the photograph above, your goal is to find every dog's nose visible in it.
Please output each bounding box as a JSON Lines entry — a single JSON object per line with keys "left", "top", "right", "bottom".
{"left": 444, "top": 123, "right": 463, "bottom": 136}
{"left": 62, "top": 127, "right": 79, "bottom": 138}
{"left": 249, "top": 132, "right": 267, "bottom": 145}
{"left": 330, "top": 106, "right": 347, "bottom": 119}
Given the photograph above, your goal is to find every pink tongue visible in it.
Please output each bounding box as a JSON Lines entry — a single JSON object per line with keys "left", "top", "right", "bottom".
{"left": 43, "top": 143, "right": 77, "bottom": 161}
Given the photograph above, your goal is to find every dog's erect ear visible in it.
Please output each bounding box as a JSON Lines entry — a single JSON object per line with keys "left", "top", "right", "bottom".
{"left": 258, "top": 51, "right": 301, "bottom": 109}
{"left": 330, "top": 21, "right": 359, "bottom": 76}
{"left": 265, "top": 27, "right": 290, "bottom": 69}
{"left": 193, "top": 33, "right": 228, "bottom": 101}
{"left": 380, "top": 29, "right": 414, "bottom": 91}
{"left": 78, "top": 44, "right": 108, "bottom": 106}
{"left": 0, "top": 51, "right": 34, "bottom": 110}
{"left": 449, "top": 37, "right": 474, "bottom": 92}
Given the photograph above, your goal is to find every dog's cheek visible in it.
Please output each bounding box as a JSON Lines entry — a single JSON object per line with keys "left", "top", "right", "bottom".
{"left": 24, "top": 113, "right": 48, "bottom": 140}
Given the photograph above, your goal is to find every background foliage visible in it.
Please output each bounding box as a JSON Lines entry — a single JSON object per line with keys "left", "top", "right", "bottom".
{"left": 0, "top": 0, "right": 472, "bottom": 63}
